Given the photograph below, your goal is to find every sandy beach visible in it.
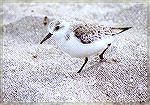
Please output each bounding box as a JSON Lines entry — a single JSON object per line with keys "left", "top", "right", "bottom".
{"left": 2, "top": 3, "right": 148, "bottom": 102}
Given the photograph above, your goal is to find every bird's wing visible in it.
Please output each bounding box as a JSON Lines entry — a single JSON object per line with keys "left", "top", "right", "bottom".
{"left": 73, "top": 24, "right": 131, "bottom": 44}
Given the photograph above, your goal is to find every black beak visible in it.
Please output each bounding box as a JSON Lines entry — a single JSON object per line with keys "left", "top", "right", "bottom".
{"left": 40, "top": 33, "right": 53, "bottom": 44}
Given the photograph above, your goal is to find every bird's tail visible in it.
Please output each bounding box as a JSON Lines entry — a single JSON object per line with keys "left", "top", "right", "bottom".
{"left": 111, "top": 27, "right": 132, "bottom": 36}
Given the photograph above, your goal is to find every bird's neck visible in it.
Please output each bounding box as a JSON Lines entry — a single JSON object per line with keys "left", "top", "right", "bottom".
{"left": 55, "top": 36, "right": 66, "bottom": 47}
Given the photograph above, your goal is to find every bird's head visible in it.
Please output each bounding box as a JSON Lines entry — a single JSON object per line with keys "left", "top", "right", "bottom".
{"left": 40, "top": 19, "right": 70, "bottom": 44}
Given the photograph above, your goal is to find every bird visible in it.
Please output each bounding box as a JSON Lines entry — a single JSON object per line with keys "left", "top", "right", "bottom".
{"left": 40, "top": 19, "right": 131, "bottom": 73}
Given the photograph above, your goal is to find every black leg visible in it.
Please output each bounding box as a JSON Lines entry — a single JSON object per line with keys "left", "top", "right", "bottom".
{"left": 77, "top": 57, "right": 88, "bottom": 73}
{"left": 99, "top": 43, "right": 111, "bottom": 60}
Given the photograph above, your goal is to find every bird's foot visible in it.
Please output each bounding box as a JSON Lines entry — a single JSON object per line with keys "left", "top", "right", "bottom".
{"left": 77, "top": 69, "right": 82, "bottom": 73}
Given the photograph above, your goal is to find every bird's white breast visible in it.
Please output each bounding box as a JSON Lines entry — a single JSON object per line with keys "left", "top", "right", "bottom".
{"left": 56, "top": 33, "right": 114, "bottom": 58}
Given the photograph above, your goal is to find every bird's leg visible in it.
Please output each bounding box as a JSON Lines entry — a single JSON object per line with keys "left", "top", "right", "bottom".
{"left": 77, "top": 57, "right": 88, "bottom": 73}
{"left": 99, "top": 43, "right": 111, "bottom": 61}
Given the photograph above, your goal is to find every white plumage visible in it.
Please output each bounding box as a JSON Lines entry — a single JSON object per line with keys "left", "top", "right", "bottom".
{"left": 40, "top": 19, "right": 131, "bottom": 73}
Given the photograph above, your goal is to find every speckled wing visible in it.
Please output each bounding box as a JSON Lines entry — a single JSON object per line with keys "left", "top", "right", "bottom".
{"left": 73, "top": 24, "right": 131, "bottom": 44}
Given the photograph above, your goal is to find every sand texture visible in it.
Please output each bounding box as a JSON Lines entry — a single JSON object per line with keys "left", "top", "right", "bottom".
{"left": 2, "top": 3, "right": 148, "bottom": 102}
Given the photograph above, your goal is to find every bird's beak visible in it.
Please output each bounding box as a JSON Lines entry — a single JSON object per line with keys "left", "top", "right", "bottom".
{"left": 40, "top": 33, "right": 53, "bottom": 44}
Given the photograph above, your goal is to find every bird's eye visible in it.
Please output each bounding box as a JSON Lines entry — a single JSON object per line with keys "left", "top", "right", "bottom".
{"left": 54, "top": 26, "right": 60, "bottom": 31}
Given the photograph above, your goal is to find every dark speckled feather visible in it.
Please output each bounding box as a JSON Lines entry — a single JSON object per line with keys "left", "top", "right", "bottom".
{"left": 72, "top": 23, "right": 131, "bottom": 44}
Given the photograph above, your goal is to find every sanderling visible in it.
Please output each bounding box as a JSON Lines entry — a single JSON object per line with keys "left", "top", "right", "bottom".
{"left": 40, "top": 19, "right": 131, "bottom": 73}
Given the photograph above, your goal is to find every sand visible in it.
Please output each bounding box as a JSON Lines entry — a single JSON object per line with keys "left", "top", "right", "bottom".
{"left": 2, "top": 3, "right": 148, "bottom": 102}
